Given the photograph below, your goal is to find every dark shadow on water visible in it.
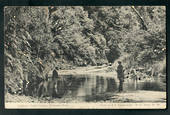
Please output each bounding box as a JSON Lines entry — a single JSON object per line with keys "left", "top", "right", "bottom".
{"left": 59, "top": 75, "right": 87, "bottom": 97}
{"left": 40, "top": 74, "right": 165, "bottom": 102}
{"left": 140, "top": 81, "right": 166, "bottom": 91}
{"left": 57, "top": 75, "right": 118, "bottom": 102}
{"left": 106, "top": 78, "right": 117, "bottom": 92}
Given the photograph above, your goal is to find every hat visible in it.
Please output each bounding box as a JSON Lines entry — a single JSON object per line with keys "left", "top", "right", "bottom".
{"left": 118, "top": 61, "right": 121, "bottom": 64}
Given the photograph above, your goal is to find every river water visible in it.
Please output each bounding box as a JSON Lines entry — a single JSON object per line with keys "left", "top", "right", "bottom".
{"left": 54, "top": 74, "right": 165, "bottom": 101}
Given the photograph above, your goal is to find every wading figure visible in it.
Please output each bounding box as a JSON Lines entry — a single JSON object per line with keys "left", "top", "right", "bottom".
{"left": 48, "top": 69, "right": 59, "bottom": 97}
{"left": 131, "top": 69, "right": 137, "bottom": 90}
{"left": 116, "top": 61, "right": 124, "bottom": 92}
{"left": 37, "top": 69, "right": 59, "bottom": 99}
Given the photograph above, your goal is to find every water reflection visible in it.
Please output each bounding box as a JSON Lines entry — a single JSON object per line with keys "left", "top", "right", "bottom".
{"left": 106, "top": 78, "right": 117, "bottom": 92}
{"left": 54, "top": 74, "right": 165, "bottom": 102}
{"left": 57, "top": 75, "right": 117, "bottom": 101}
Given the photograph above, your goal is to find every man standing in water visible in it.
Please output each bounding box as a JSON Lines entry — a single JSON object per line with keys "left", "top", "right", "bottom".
{"left": 116, "top": 61, "right": 124, "bottom": 92}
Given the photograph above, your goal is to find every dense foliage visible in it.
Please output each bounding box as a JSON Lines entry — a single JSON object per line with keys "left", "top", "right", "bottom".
{"left": 4, "top": 6, "right": 166, "bottom": 93}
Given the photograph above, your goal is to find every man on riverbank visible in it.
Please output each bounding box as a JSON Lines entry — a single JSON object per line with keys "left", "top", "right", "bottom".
{"left": 116, "top": 61, "right": 124, "bottom": 92}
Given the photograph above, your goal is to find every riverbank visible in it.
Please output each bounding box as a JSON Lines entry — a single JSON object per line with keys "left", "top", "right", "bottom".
{"left": 5, "top": 90, "right": 166, "bottom": 103}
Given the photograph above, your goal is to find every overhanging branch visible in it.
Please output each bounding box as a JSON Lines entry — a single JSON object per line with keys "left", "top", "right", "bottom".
{"left": 131, "top": 6, "right": 148, "bottom": 31}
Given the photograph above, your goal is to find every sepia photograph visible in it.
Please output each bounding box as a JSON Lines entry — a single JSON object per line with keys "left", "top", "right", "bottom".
{"left": 4, "top": 6, "right": 166, "bottom": 109}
